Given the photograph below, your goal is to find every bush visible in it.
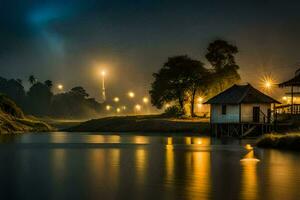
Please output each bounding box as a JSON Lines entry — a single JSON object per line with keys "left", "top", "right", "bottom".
{"left": 0, "top": 94, "right": 24, "bottom": 118}
{"left": 162, "top": 105, "right": 184, "bottom": 117}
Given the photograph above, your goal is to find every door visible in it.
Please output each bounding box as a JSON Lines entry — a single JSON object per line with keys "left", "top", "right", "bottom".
{"left": 253, "top": 107, "right": 260, "bottom": 123}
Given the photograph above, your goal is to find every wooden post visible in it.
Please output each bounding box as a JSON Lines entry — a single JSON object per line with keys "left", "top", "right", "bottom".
{"left": 291, "top": 85, "right": 294, "bottom": 115}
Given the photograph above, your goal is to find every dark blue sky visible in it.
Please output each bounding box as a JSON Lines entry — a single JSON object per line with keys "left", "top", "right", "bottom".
{"left": 0, "top": 0, "right": 299, "bottom": 99}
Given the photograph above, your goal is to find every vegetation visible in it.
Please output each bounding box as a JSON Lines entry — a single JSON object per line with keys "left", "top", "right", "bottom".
{"left": 0, "top": 76, "right": 104, "bottom": 119}
{"left": 0, "top": 94, "right": 52, "bottom": 133}
{"left": 150, "top": 39, "right": 240, "bottom": 116}
{"left": 256, "top": 133, "right": 300, "bottom": 151}
{"left": 66, "top": 115, "right": 209, "bottom": 133}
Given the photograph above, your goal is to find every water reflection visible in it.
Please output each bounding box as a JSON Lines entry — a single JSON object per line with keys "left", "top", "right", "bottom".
{"left": 0, "top": 133, "right": 300, "bottom": 200}
{"left": 240, "top": 151, "right": 259, "bottom": 200}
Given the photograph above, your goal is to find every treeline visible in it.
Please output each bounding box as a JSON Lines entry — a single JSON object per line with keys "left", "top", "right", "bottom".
{"left": 0, "top": 76, "right": 103, "bottom": 118}
{"left": 150, "top": 39, "right": 241, "bottom": 116}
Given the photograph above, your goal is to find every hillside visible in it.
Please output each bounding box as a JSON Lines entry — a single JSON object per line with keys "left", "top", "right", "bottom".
{"left": 0, "top": 94, "right": 53, "bottom": 134}
{"left": 66, "top": 115, "right": 209, "bottom": 133}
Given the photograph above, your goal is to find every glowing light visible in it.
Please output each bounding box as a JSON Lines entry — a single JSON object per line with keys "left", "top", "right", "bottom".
{"left": 57, "top": 84, "right": 63, "bottom": 90}
{"left": 101, "top": 70, "right": 106, "bottom": 77}
{"left": 122, "top": 106, "right": 126, "bottom": 110}
{"left": 128, "top": 91, "right": 135, "bottom": 98}
{"left": 116, "top": 108, "right": 121, "bottom": 113}
{"left": 245, "top": 144, "right": 253, "bottom": 150}
{"left": 143, "top": 97, "right": 149, "bottom": 104}
{"left": 165, "top": 103, "right": 171, "bottom": 109}
{"left": 135, "top": 104, "right": 141, "bottom": 111}
{"left": 106, "top": 105, "right": 111, "bottom": 111}
{"left": 260, "top": 74, "right": 276, "bottom": 91}
{"left": 113, "top": 97, "right": 120, "bottom": 102}
{"left": 282, "top": 96, "right": 287, "bottom": 101}
{"left": 198, "top": 97, "right": 204, "bottom": 103}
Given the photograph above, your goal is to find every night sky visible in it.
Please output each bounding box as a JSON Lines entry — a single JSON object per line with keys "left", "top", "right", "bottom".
{"left": 0, "top": 0, "right": 299, "bottom": 100}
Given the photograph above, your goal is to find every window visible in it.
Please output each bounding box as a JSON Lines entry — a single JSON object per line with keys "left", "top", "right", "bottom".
{"left": 222, "top": 105, "right": 227, "bottom": 115}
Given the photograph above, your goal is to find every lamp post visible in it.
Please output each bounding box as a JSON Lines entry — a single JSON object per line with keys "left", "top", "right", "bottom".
{"left": 101, "top": 70, "right": 106, "bottom": 102}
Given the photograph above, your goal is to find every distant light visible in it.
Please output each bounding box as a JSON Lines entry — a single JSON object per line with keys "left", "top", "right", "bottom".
{"left": 265, "top": 81, "right": 271, "bottom": 88}
{"left": 135, "top": 104, "right": 141, "bottom": 111}
{"left": 122, "top": 106, "right": 126, "bottom": 110}
{"left": 282, "top": 96, "right": 287, "bottom": 101}
{"left": 116, "top": 108, "right": 121, "bottom": 113}
{"left": 57, "top": 84, "right": 63, "bottom": 90}
{"left": 143, "top": 97, "right": 149, "bottom": 104}
{"left": 128, "top": 91, "right": 135, "bottom": 98}
{"left": 106, "top": 105, "right": 111, "bottom": 111}
{"left": 113, "top": 97, "right": 120, "bottom": 102}
{"left": 165, "top": 103, "right": 170, "bottom": 109}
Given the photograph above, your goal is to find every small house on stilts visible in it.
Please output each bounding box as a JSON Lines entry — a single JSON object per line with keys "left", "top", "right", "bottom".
{"left": 205, "top": 84, "right": 280, "bottom": 138}
{"left": 277, "top": 68, "right": 300, "bottom": 115}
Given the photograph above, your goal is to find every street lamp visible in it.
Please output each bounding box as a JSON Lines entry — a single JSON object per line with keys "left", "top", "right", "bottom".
{"left": 113, "top": 97, "right": 120, "bottom": 102}
{"left": 135, "top": 104, "right": 141, "bottom": 111}
{"left": 128, "top": 91, "right": 135, "bottom": 98}
{"left": 101, "top": 70, "right": 106, "bottom": 102}
{"left": 106, "top": 105, "right": 111, "bottom": 111}
{"left": 57, "top": 84, "right": 63, "bottom": 91}
{"left": 143, "top": 97, "right": 149, "bottom": 104}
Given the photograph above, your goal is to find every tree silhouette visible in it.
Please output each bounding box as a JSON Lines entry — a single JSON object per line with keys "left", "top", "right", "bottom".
{"left": 205, "top": 39, "right": 240, "bottom": 92}
{"left": 44, "top": 80, "right": 53, "bottom": 89}
{"left": 150, "top": 55, "right": 207, "bottom": 115}
{"left": 28, "top": 75, "right": 37, "bottom": 85}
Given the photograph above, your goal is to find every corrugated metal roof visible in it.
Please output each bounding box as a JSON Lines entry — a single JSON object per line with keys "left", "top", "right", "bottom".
{"left": 204, "top": 84, "right": 280, "bottom": 104}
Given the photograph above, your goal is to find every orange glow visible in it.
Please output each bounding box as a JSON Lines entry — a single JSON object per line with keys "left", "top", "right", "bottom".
{"left": 57, "top": 84, "right": 63, "bottom": 90}
{"left": 128, "top": 91, "right": 135, "bottom": 98}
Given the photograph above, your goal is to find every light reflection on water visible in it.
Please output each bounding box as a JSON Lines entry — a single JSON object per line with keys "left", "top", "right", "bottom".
{"left": 0, "top": 133, "right": 299, "bottom": 200}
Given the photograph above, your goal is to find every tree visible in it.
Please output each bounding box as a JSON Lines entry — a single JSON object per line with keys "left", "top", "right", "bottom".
{"left": 44, "top": 80, "right": 53, "bottom": 89}
{"left": 26, "top": 82, "right": 53, "bottom": 115}
{"left": 28, "top": 75, "right": 37, "bottom": 85}
{"left": 205, "top": 39, "right": 240, "bottom": 92}
{"left": 150, "top": 55, "right": 207, "bottom": 115}
{"left": 70, "top": 87, "right": 89, "bottom": 98}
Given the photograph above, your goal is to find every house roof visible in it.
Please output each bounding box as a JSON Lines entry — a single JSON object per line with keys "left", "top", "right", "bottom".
{"left": 278, "top": 74, "right": 300, "bottom": 87}
{"left": 204, "top": 84, "right": 281, "bottom": 104}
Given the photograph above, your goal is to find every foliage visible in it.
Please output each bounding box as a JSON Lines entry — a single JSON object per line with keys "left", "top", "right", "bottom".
{"left": 150, "top": 55, "right": 206, "bottom": 115}
{"left": 50, "top": 87, "right": 102, "bottom": 119}
{"left": 162, "top": 105, "right": 185, "bottom": 117}
{"left": 256, "top": 133, "right": 300, "bottom": 151}
{"left": 28, "top": 75, "right": 37, "bottom": 85}
{"left": 0, "top": 94, "right": 24, "bottom": 118}
{"left": 205, "top": 39, "right": 240, "bottom": 93}
{"left": 0, "top": 76, "right": 103, "bottom": 119}
{"left": 26, "top": 82, "right": 53, "bottom": 116}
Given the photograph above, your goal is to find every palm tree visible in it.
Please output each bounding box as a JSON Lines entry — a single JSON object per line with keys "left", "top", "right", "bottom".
{"left": 44, "top": 80, "right": 53, "bottom": 89}
{"left": 28, "top": 75, "right": 37, "bottom": 85}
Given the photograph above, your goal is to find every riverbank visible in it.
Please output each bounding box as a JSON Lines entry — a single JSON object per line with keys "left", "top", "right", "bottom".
{"left": 256, "top": 133, "right": 300, "bottom": 151}
{"left": 0, "top": 94, "right": 53, "bottom": 134}
{"left": 66, "top": 115, "right": 210, "bottom": 133}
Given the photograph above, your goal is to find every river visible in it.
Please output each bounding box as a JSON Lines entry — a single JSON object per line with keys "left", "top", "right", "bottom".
{"left": 0, "top": 132, "right": 299, "bottom": 200}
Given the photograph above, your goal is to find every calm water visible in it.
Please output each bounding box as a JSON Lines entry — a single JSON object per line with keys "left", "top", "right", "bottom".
{"left": 0, "top": 133, "right": 299, "bottom": 200}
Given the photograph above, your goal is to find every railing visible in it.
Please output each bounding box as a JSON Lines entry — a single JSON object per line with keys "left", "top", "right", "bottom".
{"left": 275, "top": 104, "right": 300, "bottom": 115}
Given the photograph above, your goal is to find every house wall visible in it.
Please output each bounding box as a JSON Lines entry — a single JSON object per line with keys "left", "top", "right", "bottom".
{"left": 241, "top": 103, "right": 271, "bottom": 123}
{"left": 211, "top": 104, "right": 240, "bottom": 123}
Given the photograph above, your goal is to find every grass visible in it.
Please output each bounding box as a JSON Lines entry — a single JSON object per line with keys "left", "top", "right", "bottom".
{"left": 66, "top": 115, "right": 210, "bottom": 133}
{"left": 256, "top": 133, "right": 300, "bottom": 151}
{"left": 0, "top": 94, "right": 53, "bottom": 134}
